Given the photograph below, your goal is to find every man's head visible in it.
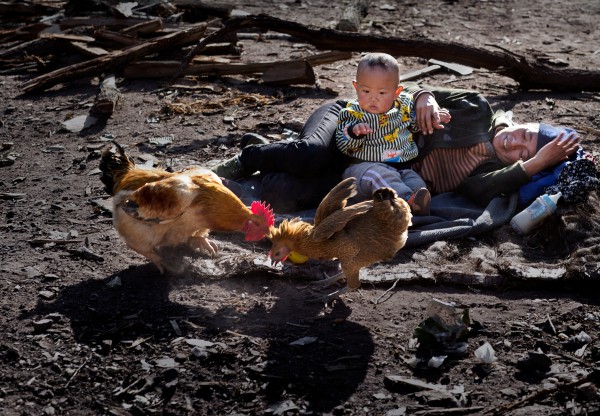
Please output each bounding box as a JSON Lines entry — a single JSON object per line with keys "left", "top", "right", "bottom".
{"left": 353, "top": 53, "right": 402, "bottom": 114}
{"left": 492, "top": 122, "right": 578, "bottom": 165}
{"left": 491, "top": 123, "right": 539, "bottom": 165}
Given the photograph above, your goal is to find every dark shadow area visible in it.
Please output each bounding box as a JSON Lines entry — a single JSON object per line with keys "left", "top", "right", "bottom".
{"left": 22, "top": 262, "right": 374, "bottom": 413}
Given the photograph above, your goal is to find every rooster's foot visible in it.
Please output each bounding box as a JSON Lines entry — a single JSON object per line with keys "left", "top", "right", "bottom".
{"left": 310, "top": 271, "right": 345, "bottom": 289}
{"left": 304, "top": 286, "right": 364, "bottom": 304}
{"left": 304, "top": 286, "right": 348, "bottom": 304}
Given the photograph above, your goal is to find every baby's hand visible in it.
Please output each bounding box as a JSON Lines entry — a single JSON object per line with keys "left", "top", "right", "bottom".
{"left": 352, "top": 123, "right": 373, "bottom": 137}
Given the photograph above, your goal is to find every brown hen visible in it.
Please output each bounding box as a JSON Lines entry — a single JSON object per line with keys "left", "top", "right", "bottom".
{"left": 268, "top": 177, "right": 412, "bottom": 291}
{"left": 100, "top": 143, "right": 273, "bottom": 274}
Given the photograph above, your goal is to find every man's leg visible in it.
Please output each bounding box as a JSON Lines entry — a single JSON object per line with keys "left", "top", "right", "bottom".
{"left": 259, "top": 169, "right": 343, "bottom": 213}
{"left": 212, "top": 101, "right": 347, "bottom": 180}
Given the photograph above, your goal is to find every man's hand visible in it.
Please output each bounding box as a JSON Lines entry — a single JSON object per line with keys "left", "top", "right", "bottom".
{"left": 523, "top": 130, "right": 580, "bottom": 177}
{"left": 535, "top": 130, "right": 580, "bottom": 166}
{"left": 415, "top": 93, "right": 451, "bottom": 134}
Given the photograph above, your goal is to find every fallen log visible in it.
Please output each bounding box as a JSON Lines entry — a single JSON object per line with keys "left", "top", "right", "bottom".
{"left": 179, "top": 14, "right": 600, "bottom": 92}
{"left": 20, "top": 21, "right": 211, "bottom": 93}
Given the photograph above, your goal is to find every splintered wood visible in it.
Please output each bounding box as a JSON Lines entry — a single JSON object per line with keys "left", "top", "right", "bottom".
{"left": 165, "top": 92, "right": 278, "bottom": 115}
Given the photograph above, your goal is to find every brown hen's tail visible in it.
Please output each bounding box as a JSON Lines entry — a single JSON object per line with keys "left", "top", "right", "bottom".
{"left": 372, "top": 187, "right": 397, "bottom": 202}
{"left": 99, "top": 142, "right": 135, "bottom": 196}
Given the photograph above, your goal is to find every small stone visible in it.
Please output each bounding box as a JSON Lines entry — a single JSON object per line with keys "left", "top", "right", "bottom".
{"left": 516, "top": 351, "right": 552, "bottom": 373}
{"left": 500, "top": 388, "right": 518, "bottom": 398}
{"left": 43, "top": 274, "right": 60, "bottom": 281}
{"left": 577, "top": 382, "right": 598, "bottom": 401}
{"left": 39, "top": 290, "right": 55, "bottom": 300}
{"left": 43, "top": 405, "right": 56, "bottom": 415}
{"left": 33, "top": 319, "right": 53, "bottom": 332}
{"left": 155, "top": 357, "right": 177, "bottom": 368}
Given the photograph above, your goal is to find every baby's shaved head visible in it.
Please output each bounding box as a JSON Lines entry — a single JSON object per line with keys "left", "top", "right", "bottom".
{"left": 357, "top": 53, "right": 400, "bottom": 83}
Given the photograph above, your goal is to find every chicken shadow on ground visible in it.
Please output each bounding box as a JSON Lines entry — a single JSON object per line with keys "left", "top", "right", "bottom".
{"left": 22, "top": 259, "right": 374, "bottom": 413}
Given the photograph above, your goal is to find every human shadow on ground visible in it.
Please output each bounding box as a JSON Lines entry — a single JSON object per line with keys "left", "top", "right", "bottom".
{"left": 23, "top": 261, "right": 374, "bottom": 413}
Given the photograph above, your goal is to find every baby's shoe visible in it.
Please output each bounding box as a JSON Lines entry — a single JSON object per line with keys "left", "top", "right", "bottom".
{"left": 408, "top": 188, "right": 431, "bottom": 216}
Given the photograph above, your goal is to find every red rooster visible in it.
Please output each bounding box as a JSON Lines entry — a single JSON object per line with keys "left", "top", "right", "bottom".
{"left": 100, "top": 143, "right": 274, "bottom": 273}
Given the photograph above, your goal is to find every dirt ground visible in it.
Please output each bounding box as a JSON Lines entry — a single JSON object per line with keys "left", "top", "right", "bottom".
{"left": 1, "top": 1, "right": 600, "bottom": 415}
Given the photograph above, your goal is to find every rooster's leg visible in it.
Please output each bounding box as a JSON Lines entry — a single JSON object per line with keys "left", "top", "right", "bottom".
{"left": 306, "top": 267, "right": 363, "bottom": 303}
{"left": 305, "top": 286, "right": 348, "bottom": 304}
{"left": 311, "top": 271, "right": 345, "bottom": 288}
{"left": 305, "top": 286, "right": 365, "bottom": 304}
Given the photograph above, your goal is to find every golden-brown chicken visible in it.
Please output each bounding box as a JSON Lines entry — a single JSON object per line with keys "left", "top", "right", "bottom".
{"left": 99, "top": 142, "right": 274, "bottom": 274}
{"left": 268, "top": 177, "right": 412, "bottom": 292}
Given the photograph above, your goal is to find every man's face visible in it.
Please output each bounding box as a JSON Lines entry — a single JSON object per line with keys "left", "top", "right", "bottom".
{"left": 492, "top": 123, "right": 540, "bottom": 164}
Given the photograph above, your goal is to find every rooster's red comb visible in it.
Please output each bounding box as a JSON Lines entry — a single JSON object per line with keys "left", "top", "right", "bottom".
{"left": 251, "top": 201, "right": 275, "bottom": 227}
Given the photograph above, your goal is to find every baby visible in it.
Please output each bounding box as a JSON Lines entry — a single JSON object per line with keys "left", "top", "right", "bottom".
{"left": 336, "top": 52, "right": 450, "bottom": 215}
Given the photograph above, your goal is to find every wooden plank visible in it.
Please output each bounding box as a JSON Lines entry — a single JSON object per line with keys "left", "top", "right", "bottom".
{"left": 120, "top": 18, "right": 163, "bottom": 36}
{"left": 400, "top": 64, "right": 442, "bottom": 81}
{"left": 262, "top": 60, "right": 315, "bottom": 85}
{"left": 59, "top": 16, "right": 151, "bottom": 30}
{"left": 69, "top": 42, "right": 110, "bottom": 57}
{"left": 93, "top": 29, "right": 141, "bottom": 47}
{"left": 39, "top": 33, "right": 96, "bottom": 43}
{"left": 0, "top": 22, "right": 51, "bottom": 42}
{"left": 123, "top": 51, "right": 351, "bottom": 79}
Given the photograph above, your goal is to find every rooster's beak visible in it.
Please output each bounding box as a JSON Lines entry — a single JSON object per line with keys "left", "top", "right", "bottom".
{"left": 268, "top": 251, "right": 276, "bottom": 267}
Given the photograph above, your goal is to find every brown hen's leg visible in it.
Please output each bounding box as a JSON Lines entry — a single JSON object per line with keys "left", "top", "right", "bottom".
{"left": 142, "top": 249, "right": 166, "bottom": 274}
{"left": 342, "top": 267, "right": 362, "bottom": 291}
{"left": 189, "top": 235, "right": 219, "bottom": 257}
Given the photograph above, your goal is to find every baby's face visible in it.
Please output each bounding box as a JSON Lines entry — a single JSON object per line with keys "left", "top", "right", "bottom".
{"left": 353, "top": 67, "right": 401, "bottom": 114}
